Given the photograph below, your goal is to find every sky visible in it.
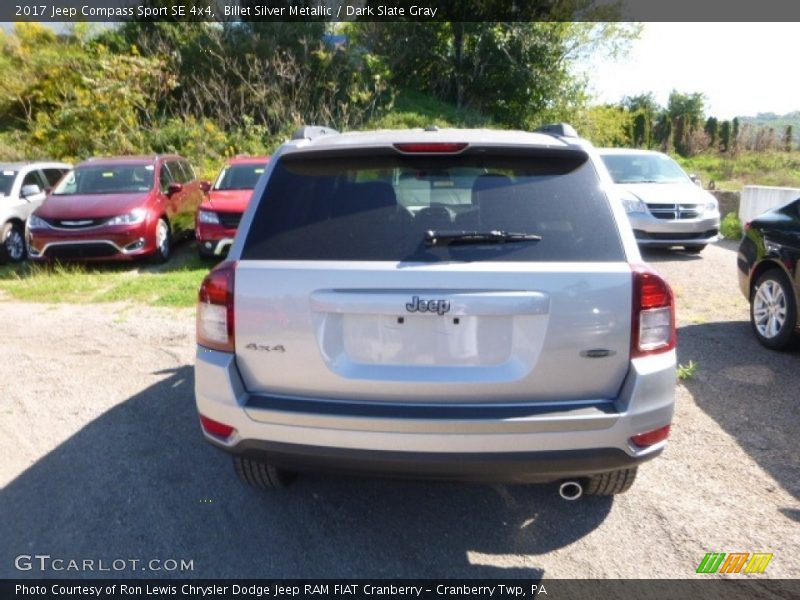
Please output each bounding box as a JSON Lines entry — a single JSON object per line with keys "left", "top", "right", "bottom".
{"left": 583, "top": 23, "right": 800, "bottom": 119}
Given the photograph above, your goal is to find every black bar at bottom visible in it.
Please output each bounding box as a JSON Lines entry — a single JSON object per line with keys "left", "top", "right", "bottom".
{"left": 3, "top": 579, "right": 798, "bottom": 600}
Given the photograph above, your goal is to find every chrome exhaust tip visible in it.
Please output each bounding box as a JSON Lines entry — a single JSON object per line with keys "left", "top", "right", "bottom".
{"left": 558, "top": 480, "right": 583, "bottom": 501}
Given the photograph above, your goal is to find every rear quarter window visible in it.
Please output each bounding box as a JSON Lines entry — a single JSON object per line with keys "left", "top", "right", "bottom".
{"left": 241, "top": 149, "right": 624, "bottom": 263}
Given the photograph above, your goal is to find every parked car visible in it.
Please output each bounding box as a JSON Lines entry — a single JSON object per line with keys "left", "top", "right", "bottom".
{"left": 196, "top": 155, "right": 270, "bottom": 258}
{"left": 0, "top": 161, "right": 71, "bottom": 263}
{"left": 599, "top": 148, "right": 720, "bottom": 253}
{"left": 27, "top": 155, "right": 208, "bottom": 263}
{"left": 737, "top": 198, "right": 800, "bottom": 350}
{"left": 194, "top": 125, "right": 677, "bottom": 498}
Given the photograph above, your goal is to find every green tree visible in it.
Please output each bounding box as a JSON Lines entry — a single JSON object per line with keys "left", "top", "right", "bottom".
{"left": 578, "top": 104, "right": 632, "bottom": 146}
{"left": 719, "top": 120, "right": 731, "bottom": 152}
{"left": 623, "top": 93, "right": 660, "bottom": 147}
{"left": 351, "top": 21, "right": 638, "bottom": 128}
{"left": 784, "top": 125, "right": 793, "bottom": 152}
{"left": 704, "top": 116, "right": 718, "bottom": 147}
{"left": 0, "top": 24, "right": 170, "bottom": 159}
{"left": 667, "top": 90, "right": 705, "bottom": 156}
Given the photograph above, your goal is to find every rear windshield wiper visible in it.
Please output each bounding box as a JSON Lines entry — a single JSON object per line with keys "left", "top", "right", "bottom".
{"left": 425, "top": 230, "right": 542, "bottom": 247}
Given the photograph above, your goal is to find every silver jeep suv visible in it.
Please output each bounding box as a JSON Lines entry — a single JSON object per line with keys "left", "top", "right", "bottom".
{"left": 194, "top": 126, "right": 676, "bottom": 498}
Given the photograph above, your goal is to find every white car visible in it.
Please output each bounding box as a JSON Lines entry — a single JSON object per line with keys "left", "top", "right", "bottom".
{"left": 599, "top": 149, "right": 720, "bottom": 253}
{"left": 0, "top": 161, "right": 71, "bottom": 263}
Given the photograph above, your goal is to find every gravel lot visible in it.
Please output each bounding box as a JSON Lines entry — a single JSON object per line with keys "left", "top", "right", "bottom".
{"left": 1, "top": 240, "right": 798, "bottom": 581}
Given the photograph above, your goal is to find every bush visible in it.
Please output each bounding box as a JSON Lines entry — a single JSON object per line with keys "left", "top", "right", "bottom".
{"left": 720, "top": 212, "right": 743, "bottom": 240}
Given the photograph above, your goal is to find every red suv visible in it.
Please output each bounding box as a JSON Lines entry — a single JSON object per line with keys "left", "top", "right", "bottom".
{"left": 27, "top": 155, "right": 208, "bottom": 262}
{"left": 195, "top": 156, "right": 270, "bottom": 258}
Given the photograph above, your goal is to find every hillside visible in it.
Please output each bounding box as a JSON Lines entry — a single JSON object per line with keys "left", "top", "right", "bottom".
{"left": 738, "top": 111, "right": 800, "bottom": 144}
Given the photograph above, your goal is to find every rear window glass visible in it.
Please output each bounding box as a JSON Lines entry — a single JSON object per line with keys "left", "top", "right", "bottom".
{"left": 242, "top": 150, "right": 623, "bottom": 262}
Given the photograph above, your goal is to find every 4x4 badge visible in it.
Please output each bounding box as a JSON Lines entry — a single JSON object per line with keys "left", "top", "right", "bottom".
{"left": 405, "top": 296, "right": 451, "bottom": 315}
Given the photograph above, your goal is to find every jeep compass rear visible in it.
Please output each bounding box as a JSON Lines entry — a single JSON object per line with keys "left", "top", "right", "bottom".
{"left": 194, "top": 126, "right": 676, "bottom": 496}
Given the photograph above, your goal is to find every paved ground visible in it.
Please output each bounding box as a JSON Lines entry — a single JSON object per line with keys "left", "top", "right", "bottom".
{"left": 1, "top": 241, "right": 798, "bottom": 580}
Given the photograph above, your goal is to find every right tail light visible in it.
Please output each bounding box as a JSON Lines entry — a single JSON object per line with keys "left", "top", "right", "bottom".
{"left": 631, "top": 264, "right": 675, "bottom": 358}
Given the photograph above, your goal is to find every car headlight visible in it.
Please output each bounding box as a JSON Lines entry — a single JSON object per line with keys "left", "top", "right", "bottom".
{"left": 106, "top": 208, "right": 146, "bottom": 226}
{"left": 620, "top": 192, "right": 648, "bottom": 214}
{"left": 198, "top": 210, "right": 220, "bottom": 224}
{"left": 27, "top": 214, "right": 50, "bottom": 230}
{"left": 705, "top": 199, "right": 719, "bottom": 213}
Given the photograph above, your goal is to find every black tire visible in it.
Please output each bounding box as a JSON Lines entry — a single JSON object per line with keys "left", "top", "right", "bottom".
{"left": 750, "top": 269, "right": 797, "bottom": 350}
{"left": 583, "top": 467, "right": 638, "bottom": 496}
{"left": 233, "top": 456, "right": 296, "bottom": 490}
{"left": 151, "top": 218, "right": 171, "bottom": 264}
{"left": 1, "top": 221, "right": 26, "bottom": 264}
{"left": 197, "top": 242, "right": 217, "bottom": 260}
{"left": 684, "top": 244, "right": 706, "bottom": 253}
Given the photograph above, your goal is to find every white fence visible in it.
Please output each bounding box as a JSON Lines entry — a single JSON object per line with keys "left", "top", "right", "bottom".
{"left": 739, "top": 185, "right": 800, "bottom": 223}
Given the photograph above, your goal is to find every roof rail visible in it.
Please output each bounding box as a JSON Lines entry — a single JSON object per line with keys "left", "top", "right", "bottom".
{"left": 535, "top": 123, "right": 579, "bottom": 138}
{"left": 291, "top": 126, "right": 340, "bottom": 141}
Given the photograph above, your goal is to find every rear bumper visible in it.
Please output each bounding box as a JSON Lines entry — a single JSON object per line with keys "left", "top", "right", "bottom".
{"left": 195, "top": 347, "right": 676, "bottom": 482}
{"left": 227, "top": 440, "right": 660, "bottom": 483}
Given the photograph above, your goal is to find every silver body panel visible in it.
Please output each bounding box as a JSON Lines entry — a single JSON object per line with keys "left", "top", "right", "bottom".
{"left": 234, "top": 261, "right": 634, "bottom": 402}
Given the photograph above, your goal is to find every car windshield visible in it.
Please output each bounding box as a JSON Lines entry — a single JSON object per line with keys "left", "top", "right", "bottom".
{"left": 601, "top": 153, "right": 690, "bottom": 184}
{"left": 52, "top": 165, "right": 154, "bottom": 195}
{"left": 241, "top": 150, "right": 624, "bottom": 263}
{"left": 0, "top": 170, "right": 17, "bottom": 196}
{"left": 214, "top": 164, "right": 268, "bottom": 190}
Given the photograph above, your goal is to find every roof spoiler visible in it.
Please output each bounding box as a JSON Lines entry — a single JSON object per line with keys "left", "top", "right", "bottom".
{"left": 291, "top": 126, "right": 340, "bottom": 141}
{"left": 535, "top": 123, "right": 579, "bottom": 138}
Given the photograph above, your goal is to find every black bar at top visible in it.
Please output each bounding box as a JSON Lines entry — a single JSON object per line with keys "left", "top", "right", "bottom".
{"left": 3, "top": 0, "right": 800, "bottom": 23}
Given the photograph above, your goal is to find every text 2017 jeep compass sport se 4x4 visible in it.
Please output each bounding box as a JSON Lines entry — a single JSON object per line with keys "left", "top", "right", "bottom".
{"left": 195, "top": 126, "right": 676, "bottom": 498}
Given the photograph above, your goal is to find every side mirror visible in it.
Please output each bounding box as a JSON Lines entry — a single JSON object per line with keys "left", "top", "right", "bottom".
{"left": 21, "top": 184, "right": 42, "bottom": 198}
{"left": 167, "top": 182, "right": 183, "bottom": 196}
{"left": 689, "top": 174, "right": 702, "bottom": 187}
{"left": 199, "top": 180, "right": 211, "bottom": 194}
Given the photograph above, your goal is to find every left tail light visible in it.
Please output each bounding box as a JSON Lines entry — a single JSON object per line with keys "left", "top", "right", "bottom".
{"left": 197, "top": 261, "right": 236, "bottom": 352}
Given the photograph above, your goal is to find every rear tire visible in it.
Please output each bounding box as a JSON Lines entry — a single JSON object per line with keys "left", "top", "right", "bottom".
{"left": 233, "top": 456, "right": 296, "bottom": 490}
{"left": 1, "top": 221, "right": 26, "bottom": 264}
{"left": 750, "top": 269, "right": 797, "bottom": 350}
{"left": 583, "top": 467, "right": 638, "bottom": 496}
{"left": 684, "top": 244, "right": 706, "bottom": 253}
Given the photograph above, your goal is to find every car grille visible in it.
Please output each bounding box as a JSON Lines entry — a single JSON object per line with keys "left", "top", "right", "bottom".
{"left": 44, "top": 217, "right": 109, "bottom": 229}
{"left": 218, "top": 212, "right": 243, "bottom": 228}
{"left": 43, "top": 243, "right": 120, "bottom": 259}
{"left": 646, "top": 203, "right": 702, "bottom": 220}
{"left": 634, "top": 229, "right": 718, "bottom": 241}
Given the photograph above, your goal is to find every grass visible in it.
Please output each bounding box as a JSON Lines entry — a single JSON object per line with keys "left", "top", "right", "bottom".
{"left": 677, "top": 360, "right": 699, "bottom": 381}
{"left": 678, "top": 151, "right": 800, "bottom": 191}
{"left": 0, "top": 245, "right": 212, "bottom": 307}
{"left": 720, "top": 212, "right": 743, "bottom": 240}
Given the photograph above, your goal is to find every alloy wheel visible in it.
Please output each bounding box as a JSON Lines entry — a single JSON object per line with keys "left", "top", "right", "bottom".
{"left": 753, "top": 279, "right": 787, "bottom": 339}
